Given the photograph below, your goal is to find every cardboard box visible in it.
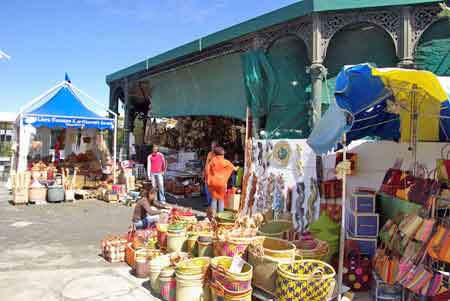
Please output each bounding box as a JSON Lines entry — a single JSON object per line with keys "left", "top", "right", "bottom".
{"left": 346, "top": 206, "right": 379, "bottom": 237}
{"left": 346, "top": 233, "right": 377, "bottom": 258}
{"left": 350, "top": 192, "right": 376, "bottom": 213}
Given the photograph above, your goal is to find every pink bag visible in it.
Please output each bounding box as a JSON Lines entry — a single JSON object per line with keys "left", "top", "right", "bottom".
{"left": 396, "top": 258, "right": 413, "bottom": 283}
{"left": 421, "top": 273, "right": 444, "bottom": 297}
{"left": 414, "top": 215, "right": 435, "bottom": 242}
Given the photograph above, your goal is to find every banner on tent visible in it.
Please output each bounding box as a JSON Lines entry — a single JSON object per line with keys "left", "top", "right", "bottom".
{"left": 22, "top": 114, "right": 114, "bottom": 130}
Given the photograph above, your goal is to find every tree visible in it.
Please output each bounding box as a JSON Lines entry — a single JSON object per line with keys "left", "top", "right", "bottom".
{"left": 439, "top": 3, "right": 450, "bottom": 18}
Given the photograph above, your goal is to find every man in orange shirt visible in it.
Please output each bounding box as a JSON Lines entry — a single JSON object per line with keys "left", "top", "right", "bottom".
{"left": 204, "top": 140, "right": 217, "bottom": 206}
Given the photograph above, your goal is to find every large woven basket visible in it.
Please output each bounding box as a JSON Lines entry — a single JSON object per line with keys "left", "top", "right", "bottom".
{"left": 293, "top": 238, "right": 329, "bottom": 261}
{"left": 176, "top": 257, "right": 210, "bottom": 276}
{"left": 276, "top": 260, "right": 336, "bottom": 301}
{"left": 257, "top": 220, "right": 293, "bottom": 239}
{"left": 210, "top": 256, "right": 253, "bottom": 293}
{"left": 247, "top": 237, "right": 296, "bottom": 294}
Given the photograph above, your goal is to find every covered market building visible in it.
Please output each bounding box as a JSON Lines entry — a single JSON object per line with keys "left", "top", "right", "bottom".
{"left": 106, "top": 0, "right": 450, "bottom": 160}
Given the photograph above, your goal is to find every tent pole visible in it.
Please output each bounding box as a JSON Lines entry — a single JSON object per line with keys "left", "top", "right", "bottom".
{"left": 18, "top": 113, "right": 24, "bottom": 172}
{"left": 337, "top": 133, "right": 347, "bottom": 301}
{"left": 113, "top": 115, "right": 117, "bottom": 184}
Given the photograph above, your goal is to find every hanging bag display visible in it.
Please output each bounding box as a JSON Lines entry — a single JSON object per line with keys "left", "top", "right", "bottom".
{"left": 436, "top": 144, "right": 450, "bottom": 184}
{"left": 437, "top": 228, "right": 450, "bottom": 263}
{"left": 408, "top": 168, "right": 440, "bottom": 206}
{"left": 399, "top": 214, "right": 424, "bottom": 238}
{"left": 395, "top": 170, "right": 415, "bottom": 200}
{"left": 381, "top": 168, "right": 403, "bottom": 196}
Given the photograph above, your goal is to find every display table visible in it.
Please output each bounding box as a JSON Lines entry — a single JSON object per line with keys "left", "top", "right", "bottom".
{"left": 376, "top": 192, "right": 422, "bottom": 224}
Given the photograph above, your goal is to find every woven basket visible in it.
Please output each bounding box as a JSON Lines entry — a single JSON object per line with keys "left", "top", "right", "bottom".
{"left": 216, "top": 211, "right": 237, "bottom": 223}
{"left": 247, "top": 237, "right": 296, "bottom": 294}
{"left": 210, "top": 256, "right": 253, "bottom": 293}
{"left": 250, "top": 236, "right": 296, "bottom": 259}
{"left": 293, "top": 239, "right": 329, "bottom": 261}
{"left": 213, "top": 236, "right": 253, "bottom": 258}
{"left": 276, "top": 260, "right": 336, "bottom": 301}
{"left": 210, "top": 280, "right": 252, "bottom": 301}
{"left": 176, "top": 257, "right": 210, "bottom": 276}
{"left": 257, "top": 220, "right": 293, "bottom": 238}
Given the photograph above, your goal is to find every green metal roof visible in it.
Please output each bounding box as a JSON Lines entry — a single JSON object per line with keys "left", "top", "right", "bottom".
{"left": 106, "top": 0, "right": 441, "bottom": 83}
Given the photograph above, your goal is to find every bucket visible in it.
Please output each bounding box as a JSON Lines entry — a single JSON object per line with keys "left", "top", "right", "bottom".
{"left": 176, "top": 272, "right": 210, "bottom": 301}
{"left": 149, "top": 255, "right": 171, "bottom": 293}
{"left": 160, "top": 267, "right": 176, "bottom": 301}
{"left": 197, "top": 240, "right": 213, "bottom": 257}
{"left": 47, "top": 185, "right": 65, "bottom": 202}
{"left": 29, "top": 186, "right": 47, "bottom": 203}
{"left": 210, "top": 281, "right": 252, "bottom": 301}
{"left": 135, "top": 258, "right": 149, "bottom": 278}
{"left": 167, "top": 231, "right": 187, "bottom": 253}
{"left": 257, "top": 220, "right": 293, "bottom": 238}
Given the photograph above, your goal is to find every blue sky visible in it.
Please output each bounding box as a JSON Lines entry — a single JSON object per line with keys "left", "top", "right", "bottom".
{"left": 0, "top": 0, "right": 297, "bottom": 113}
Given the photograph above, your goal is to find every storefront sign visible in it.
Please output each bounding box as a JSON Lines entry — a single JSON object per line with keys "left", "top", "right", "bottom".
{"left": 22, "top": 114, "right": 114, "bottom": 130}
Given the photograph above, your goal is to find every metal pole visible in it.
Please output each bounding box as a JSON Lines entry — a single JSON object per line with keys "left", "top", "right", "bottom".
{"left": 337, "top": 133, "right": 347, "bottom": 301}
{"left": 412, "top": 85, "right": 418, "bottom": 176}
{"left": 113, "top": 115, "right": 117, "bottom": 184}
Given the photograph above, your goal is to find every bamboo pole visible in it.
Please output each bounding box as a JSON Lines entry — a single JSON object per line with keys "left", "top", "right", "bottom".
{"left": 337, "top": 133, "right": 347, "bottom": 301}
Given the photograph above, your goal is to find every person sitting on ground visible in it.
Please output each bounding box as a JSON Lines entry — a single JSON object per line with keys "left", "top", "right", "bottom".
{"left": 132, "top": 188, "right": 170, "bottom": 229}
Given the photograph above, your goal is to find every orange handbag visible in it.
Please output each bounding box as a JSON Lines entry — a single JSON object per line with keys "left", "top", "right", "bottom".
{"left": 427, "top": 225, "right": 447, "bottom": 260}
{"left": 437, "top": 228, "right": 450, "bottom": 263}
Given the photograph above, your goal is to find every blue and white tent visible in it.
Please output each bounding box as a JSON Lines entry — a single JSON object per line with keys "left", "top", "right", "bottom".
{"left": 17, "top": 79, "right": 117, "bottom": 174}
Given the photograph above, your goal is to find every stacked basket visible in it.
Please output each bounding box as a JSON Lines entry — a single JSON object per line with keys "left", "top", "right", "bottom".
{"left": 210, "top": 256, "right": 253, "bottom": 301}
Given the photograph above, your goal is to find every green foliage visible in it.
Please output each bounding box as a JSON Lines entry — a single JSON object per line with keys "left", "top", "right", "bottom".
{"left": 0, "top": 142, "right": 11, "bottom": 157}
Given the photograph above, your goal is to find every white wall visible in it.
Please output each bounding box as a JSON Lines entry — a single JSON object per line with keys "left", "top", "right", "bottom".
{"left": 322, "top": 140, "right": 444, "bottom": 196}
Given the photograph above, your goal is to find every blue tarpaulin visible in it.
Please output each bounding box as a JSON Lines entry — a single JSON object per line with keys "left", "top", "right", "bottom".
{"left": 22, "top": 84, "right": 114, "bottom": 130}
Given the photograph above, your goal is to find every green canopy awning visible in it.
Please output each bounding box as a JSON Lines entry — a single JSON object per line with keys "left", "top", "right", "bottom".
{"left": 150, "top": 53, "right": 247, "bottom": 120}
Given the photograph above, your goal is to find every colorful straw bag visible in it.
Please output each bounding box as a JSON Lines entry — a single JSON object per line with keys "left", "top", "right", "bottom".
{"left": 415, "top": 217, "right": 436, "bottom": 242}
{"left": 276, "top": 260, "right": 336, "bottom": 301}
{"left": 399, "top": 214, "right": 423, "bottom": 238}
{"left": 436, "top": 144, "right": 450, "bottom": 184}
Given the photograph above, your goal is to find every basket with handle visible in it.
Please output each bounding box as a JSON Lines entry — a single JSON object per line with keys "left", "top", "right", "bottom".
{"left": 210, "top": 256, "right": 253, "bottom": 293}
{"left": 210, "top": 280, "right": 252, "bottom": 301}
{"left": 247, "top": 237, "right": 296, "bottom": 294}
{"left": 276, "top": 259, "right": 336, "bottom": 301}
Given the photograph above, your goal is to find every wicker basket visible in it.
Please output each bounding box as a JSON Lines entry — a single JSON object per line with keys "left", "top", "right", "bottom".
{"left": 210, "top": 256, "right": 253, "bottom": 293}
{"left": 276, "top": 260, "right": 336, "bottom": 301}
{"left": 257, "top": 220, "right": 293, "bottom": 239}
{"left": 176, "top": 257, "right": 210, "bottom": 276}
{"left": 293, "top": 238, "right": 329, "bottom": 261}
{"left": 247, "top": 237, "right": 296, "bottom": 295}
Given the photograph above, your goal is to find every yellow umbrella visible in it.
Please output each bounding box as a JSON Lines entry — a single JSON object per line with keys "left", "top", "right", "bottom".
{"left": 372, "top": 68, "right": 448, "bottom": 142}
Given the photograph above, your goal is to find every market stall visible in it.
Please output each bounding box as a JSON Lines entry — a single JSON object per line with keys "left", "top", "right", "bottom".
{"left": 308, "top": 64, "right": 450, "bottom": 299}
{"left": 13, "top": 79, "right": 117, "bottom": 204}
{"left": 142, "top": 116, "right": 246, "bottom": 200}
